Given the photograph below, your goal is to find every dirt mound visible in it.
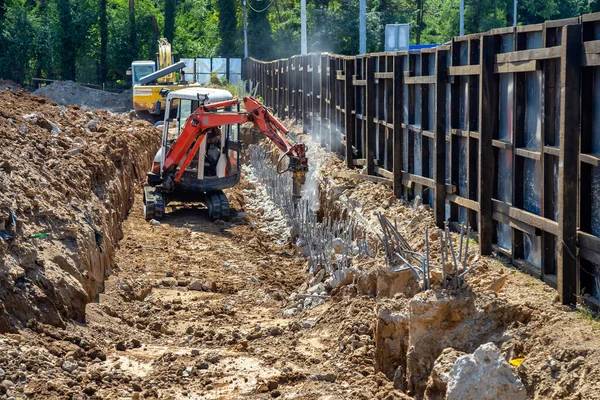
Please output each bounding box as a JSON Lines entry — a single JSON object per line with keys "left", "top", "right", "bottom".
{"left": 0, "top": 89, "right": 159, "bottom": 332}
{"left": 34, "top": 81, "right": 132, "bottom": 112}
{"left": 0, "top": 79, "right": 22, "bottom": 91}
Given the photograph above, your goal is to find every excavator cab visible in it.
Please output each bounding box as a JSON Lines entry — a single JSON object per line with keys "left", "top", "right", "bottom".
{"left": 144, "top": 88, "right": 242, "bottom": 221}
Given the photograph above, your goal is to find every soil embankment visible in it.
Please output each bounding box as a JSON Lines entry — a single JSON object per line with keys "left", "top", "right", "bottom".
{"left": 0, "top": 90, "right": 159, "bottom": 332}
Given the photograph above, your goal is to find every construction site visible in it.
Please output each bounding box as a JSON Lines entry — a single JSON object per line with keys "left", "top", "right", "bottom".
{"left": 3, "top": 11, "right": 600, "bottom": 400}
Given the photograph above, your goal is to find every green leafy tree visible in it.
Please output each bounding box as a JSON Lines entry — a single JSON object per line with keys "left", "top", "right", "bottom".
{"left": 1, "top": 0, "right": 35, "bottom": 83}
{"left": 99, "top": 0, "right": 108, "bottom": 83}
{"left": 164, "top": 0, "right": 176, "bottom": 43}
{"left": 247, "top": 0, "right": 274, "bottom": 59}
{"left": 218, "top": 0, "right": 238, "bottom": 57}
{"left": 58, "top": 0, "right": 77, "bottom": 79}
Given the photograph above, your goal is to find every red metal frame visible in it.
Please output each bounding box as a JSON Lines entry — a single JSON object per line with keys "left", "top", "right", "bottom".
{"left": 162, "top": 96, "right": 307, "bottom": 184}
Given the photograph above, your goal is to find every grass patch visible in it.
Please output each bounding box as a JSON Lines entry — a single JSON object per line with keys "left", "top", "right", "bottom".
{"left": 577, "top": 304, "right": 600, "bottom": 329}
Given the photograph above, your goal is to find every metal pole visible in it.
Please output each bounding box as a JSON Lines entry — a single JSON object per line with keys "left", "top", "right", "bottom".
{"left": 301, "top": 0, "right": 307, "bottom": 54}
{"left": 243, "top": 0, "right": 248, "bottom": 58}
{"left": 359, "top": 0, "right": 366, "bottom": 54}
{"left": 513, "top": 0, "right": 517, "bottom": 26}
{"left": 459, "top": 0, "right": 464, "bottom": 36}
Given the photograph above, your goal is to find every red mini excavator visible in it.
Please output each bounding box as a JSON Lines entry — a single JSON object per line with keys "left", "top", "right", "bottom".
{"left": 143, "top": 87, "right": 308, "bottom": 221}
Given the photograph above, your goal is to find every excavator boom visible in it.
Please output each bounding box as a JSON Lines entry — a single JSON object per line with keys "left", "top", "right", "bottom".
{"left": 160, "top": 96, "right": 308, "bottom": 201}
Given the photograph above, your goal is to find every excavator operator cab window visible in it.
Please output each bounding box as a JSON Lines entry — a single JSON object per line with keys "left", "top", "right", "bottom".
{"left": 132, "top": 65, "right": 155, "bottom": 85}
{"left": 176, "top": 99, "right": 200, "bottom": 137}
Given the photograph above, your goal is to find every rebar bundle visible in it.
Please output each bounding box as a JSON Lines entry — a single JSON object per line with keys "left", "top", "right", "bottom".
{"left": 249, "top": 144, "right": 479, "bottom": 292}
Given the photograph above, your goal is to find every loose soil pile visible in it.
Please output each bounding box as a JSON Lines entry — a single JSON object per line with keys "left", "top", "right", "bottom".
{"left": 0, "top": 89, "right": 159, "bottom": 333}
{"left": 0, "top": 80, "right": 21, "bottom": 91}
{"left": 34, "top": 81, "right": 132, "bottom": 113}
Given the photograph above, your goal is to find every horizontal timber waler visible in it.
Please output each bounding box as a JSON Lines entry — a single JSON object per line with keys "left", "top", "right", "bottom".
{"left": 243, "top": 13, "right": 600, "bottom": 310}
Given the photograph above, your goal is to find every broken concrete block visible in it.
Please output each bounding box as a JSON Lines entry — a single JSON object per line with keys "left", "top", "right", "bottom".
{"left": 376, "top": 265, "right": 420, "bottom": 299}
{"left": 374, "top": 302, "right": 409, "bottom": 384}
{"left": 446, "top": 342, "right": 526, "bottom": 400}
{"left": 424, "top": 347, "right": 466, "bottom": 400}
{"left": 307, "top": 283, "right": 325, "bottom": 294}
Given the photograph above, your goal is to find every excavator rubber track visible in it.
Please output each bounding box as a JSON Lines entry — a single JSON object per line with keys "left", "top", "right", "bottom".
{"left": 143, "top": 185, "right": 165, "bottom": 221}
{"left": 206, "top": 190, "right": 230, "bottom": 221}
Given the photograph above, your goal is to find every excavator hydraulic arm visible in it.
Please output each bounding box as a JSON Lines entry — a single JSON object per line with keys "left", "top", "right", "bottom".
{"left": 160, "top": 96, "right": 308, "bottom": 202}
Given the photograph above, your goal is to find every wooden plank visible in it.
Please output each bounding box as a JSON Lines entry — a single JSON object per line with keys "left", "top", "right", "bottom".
{"left": 403, "top": 75, "right": 436, "bottom": 84}
{"left": 583, "top": 40, "right": 600, "bottom": 53}
{"left": 492, "top": 211, "right": 537, "bottom": 235}
{"left": 533, "top": 28, "right": 551, "bottom": 272}
{"left": 545, "top": 17, "right": 579, "bottom": 29}
{"left": 516, "top": 23, "right": 544, "bottom": 33}
{"left": 495, "top": 46, "right": 561, "bottom": 63}
{"left": 332, "top": 171, "right": 393, "bottom": 186}
{"left": 352, "top": 79, "right": 367, "bottom": 86}
{"left": 557, "top": 24, "right": 581, "bottom": 305}
{"left": 478, "top": 34, "right": 498, "bottom": 255}
{"left": 451, "top": 128, "right": 469, "bottom": 137}
{"left": 329, "top": 55, "right": 338, "bottom": 153}
{"left": 448, "top": 65, "right": 480, "bottom": 76}
{"left": 365, "top": 57, "right": 376, "bottom": 176}
{"left": 319, "top": 55, "right": 327, "bottom": 148}
{"left": 422, "top": 130, "right": 435, "bottom": 139}
{"left": 580, "top": 153, "right": 600, "bottom": 166}
{"left": 494, "top": 60, "right": 541, "bottom": 73}
{"left": 446, "top": 194, "right": 480, "bottom": 212}
{"left": 580, "top": 247, "right": 600, "bottom": 266}
{"left": 544, "top": 146, "right": 560, "bottom": 156}
{"left": 374, "top": 72, "right": 394, "bottom": 79}
{"left": 374, "top": 166, "right": 394, "bottom": 179}
{"left": 581, "top": 53, "right": 600, "bottom": 67}
{"left": 434, "top": 49, "right": 448, "bottom": 228}
{"left": 393, "top": 55, "right": 404, "bottom": 198}
{"left": 492, "top": 139, "right": 512, "bottom": 149}
{"left": 492, "top": 200, "right": 559, "bottom": 235}
{"left": 582, "top": 12, "right": 600, "bottom": 23}
{"left": 353, "top": 158, "right": 366, "bottom": 166}
{"left": 579, "top": 231, "right": 600, "bottom": 253}
{"left": 401, "top": 172, "right": 435, "bottom": 188}
{"left": 515, "top": 147, "right": 542, "bottom": 161}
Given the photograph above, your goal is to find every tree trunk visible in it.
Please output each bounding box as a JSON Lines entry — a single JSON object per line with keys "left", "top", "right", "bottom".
{"left": 99, "top": 0, "right": 108, "bottom": 83}
{"left": 164, "top": 0, "right": 175, "bottom": 44}
{"left": 416, "top": 0, "right": 423, "bottom": 44}
{"left": 59, "top": 0, "right": 76, "bottom": 80}
{"left": 129, "top": 0, "right": 137, "bottom": 59}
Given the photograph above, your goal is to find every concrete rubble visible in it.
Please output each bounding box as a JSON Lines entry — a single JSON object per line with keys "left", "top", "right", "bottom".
{"left": 446, "top": 342, "right": 527, "bottom": 400}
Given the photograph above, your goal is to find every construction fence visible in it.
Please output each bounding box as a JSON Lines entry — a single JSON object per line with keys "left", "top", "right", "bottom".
{"left": 244, "top": 13, "right": 600, "bottom": 309}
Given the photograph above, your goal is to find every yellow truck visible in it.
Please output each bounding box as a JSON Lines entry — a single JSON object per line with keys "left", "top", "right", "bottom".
{"left": 130, "top": 38, "right": 200, "bottom": 119}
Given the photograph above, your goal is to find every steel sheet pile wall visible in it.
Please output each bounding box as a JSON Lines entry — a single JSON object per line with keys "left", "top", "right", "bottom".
{"left": 244, "top": 13, "right": 600, "bottom": 309}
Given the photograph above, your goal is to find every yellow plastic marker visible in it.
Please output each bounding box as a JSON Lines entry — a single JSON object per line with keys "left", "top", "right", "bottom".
{"left": 509, "top": 357, "right": 525, "bottom": 366}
